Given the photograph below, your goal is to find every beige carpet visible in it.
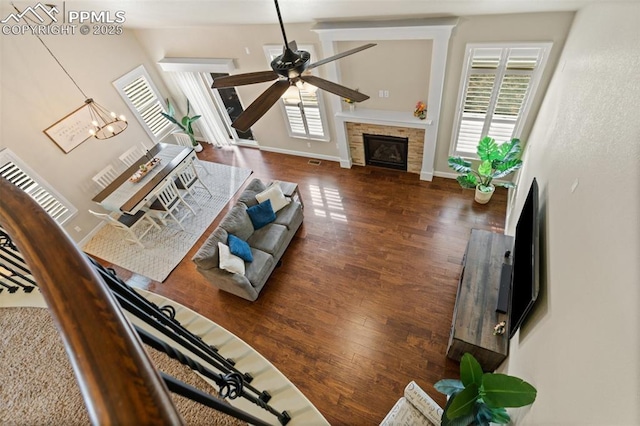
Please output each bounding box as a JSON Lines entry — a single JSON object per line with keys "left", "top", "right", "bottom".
{"left": 0, "top": 307, "right": 246, "bottom": 425}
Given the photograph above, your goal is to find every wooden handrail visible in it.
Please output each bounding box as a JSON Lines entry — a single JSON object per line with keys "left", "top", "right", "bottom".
{"left": 0, "top": 178, "right": 183, "bottom": 425}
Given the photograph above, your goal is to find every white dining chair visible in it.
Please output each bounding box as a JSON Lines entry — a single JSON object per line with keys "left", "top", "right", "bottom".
{"left": 89, "top": 209, "right": 160, "bottom": 248}
{"left": 147, "top": 180, "right": 195, "bottom": 231}
{"left": 173, "top": 133, "right": 209, "bottom": 175}
{"left": 174, "top": 159, "right": 213, "bottom": 209}
{"left": 92, "top": 165, "right": 119, "bottom": 189}
{"left": 119, "top": 145, "right": 146, "bottom": 168}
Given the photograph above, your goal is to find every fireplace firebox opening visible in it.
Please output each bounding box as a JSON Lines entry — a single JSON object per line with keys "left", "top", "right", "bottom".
{"left": 363, "top": 134, "right": 409, "bottom": 171}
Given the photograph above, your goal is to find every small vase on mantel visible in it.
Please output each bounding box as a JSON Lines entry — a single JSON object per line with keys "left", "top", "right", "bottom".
{"left": 348, "top": 103, "right": 355, "bottom": 112}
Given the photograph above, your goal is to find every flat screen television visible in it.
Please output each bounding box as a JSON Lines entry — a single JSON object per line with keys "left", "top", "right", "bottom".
{"left": 509, "top": 178, "right": 540, "bottom": 338}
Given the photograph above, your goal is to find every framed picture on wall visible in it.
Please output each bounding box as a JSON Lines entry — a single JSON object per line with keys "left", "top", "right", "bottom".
{"left": 44, "top": 103, "right": 94, "bottom": 153}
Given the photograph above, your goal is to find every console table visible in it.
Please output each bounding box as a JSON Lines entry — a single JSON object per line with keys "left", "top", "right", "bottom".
{"left": 446, "top": 229, "right": 514, "bottom": 371}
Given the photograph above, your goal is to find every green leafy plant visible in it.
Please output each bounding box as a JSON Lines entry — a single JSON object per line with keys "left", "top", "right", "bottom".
{"left": 435, "top": 353, "right": 537, "bottom": 426}
{"left": 160, "top": 99, "right": 201, "bottom": 147}
{"left": 448, "top": 137, "right": 523, "bottom": 193}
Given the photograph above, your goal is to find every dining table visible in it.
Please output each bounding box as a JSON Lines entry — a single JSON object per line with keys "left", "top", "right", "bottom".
{"left": 92, "top": 143, "right": 195, "bottom": 215}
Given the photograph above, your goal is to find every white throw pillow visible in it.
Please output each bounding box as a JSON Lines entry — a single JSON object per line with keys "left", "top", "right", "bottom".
{"left": 255, "top": 183, "right": 289, "bottom": 212}
{"left": 218, "top": 242, "right": 245, "bottom": 275}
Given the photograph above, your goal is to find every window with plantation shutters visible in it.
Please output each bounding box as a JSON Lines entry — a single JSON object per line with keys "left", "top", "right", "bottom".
{"left": 0, "top": 148, "right": 76, "bottom": 225}
{"left": 264, "top": 45, "right": 329, "bottom": 141}
{"left": 113, "top": 65, "right": 173, "bottom": 142}
{"left": 451, "top": 43, "right": 552, "bottom": 158}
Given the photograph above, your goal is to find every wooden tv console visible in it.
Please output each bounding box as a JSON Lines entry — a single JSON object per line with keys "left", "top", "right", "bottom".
{"left": 446, "top": 229, "right": 514, "bottom": 371}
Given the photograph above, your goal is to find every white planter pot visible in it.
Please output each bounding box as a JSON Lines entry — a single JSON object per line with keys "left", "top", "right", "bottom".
{"left": 474, "top": 185, "right": 495, "bottom": 204}
{"left": 193, "top": 142, "right": 203, "bottom": 153}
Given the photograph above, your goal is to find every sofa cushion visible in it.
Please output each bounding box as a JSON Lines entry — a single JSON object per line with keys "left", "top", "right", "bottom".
{"left": 192, "top": 227, "right": 228, "bottom": 270}
{"left": 247, "top": 199, "right": 276, "bottom": 230}
{"left": 217, "top": 242, "right": 245, "bottom": 275}
{"left": 245, "top": 248, "right": 275, "bottom": 287}
{"left": 237, "top": 179, "right": 267, "bottom": 208}
{"left": 247, "top": 223, "right": 288, "bottom": 255}
{"left": 220, "top": 204, "right": 254, "bottom": 240}
{"left": 274, "top": 201, "right": 302, "bottom": 229}
{"left": 228, "top": 233, "right": 253, "bottom": 262}
{"left": 256, "top": 183, "right": 289, "bottom": 212}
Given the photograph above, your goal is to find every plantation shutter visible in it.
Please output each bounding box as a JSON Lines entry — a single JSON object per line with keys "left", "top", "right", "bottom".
{"left": 114, "top": 66, "right": 173, "bottom": 142}
{"left": 452, "top": 45, "right": 550, "bottom": 158}
{"left": 264, "top": 44, "right": 328, "bottom": 141}
{"left": 283, "top": 89, "right": 326, "bottom": 139}
{"left": 0, "top": 149, "right": 76, "bottom": 225}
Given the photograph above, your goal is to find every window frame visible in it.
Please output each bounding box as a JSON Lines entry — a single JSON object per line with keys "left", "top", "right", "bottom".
{"left": 263, "top": 44, "right": 330, "bottom": 142}
{"left": 0, "top": 148, "right": 77, "bottom": 225}
{"left": 113, "top": 65, "right": 173, "bottom": 143}
{"left": 449, "top": 42, "right": 552, "bottom": 159}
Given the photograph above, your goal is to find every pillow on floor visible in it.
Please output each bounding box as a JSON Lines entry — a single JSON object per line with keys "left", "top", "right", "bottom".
{"left": 217, "top": 242, "right": 245, "bottom": 275}
{"left": 228, "top": 233, "right": 253, "bottom": 262}
{"left": 255, "top": 183, "right": 289, "bottom": 212}
{"left": 246, "top": 199, "right": 276, "bottom": 230}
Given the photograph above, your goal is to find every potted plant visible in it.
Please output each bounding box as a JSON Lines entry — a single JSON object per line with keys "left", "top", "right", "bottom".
{"left": 448, "top": 137, "right": 523, "bottom": 204}
{"left": 161, "top": 98, "right": 203, "bottom": 152}
{"left": 435, "top": 353, "right": 537, "bottom": 426}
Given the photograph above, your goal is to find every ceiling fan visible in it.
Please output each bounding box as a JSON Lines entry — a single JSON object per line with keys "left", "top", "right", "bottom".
{"left": 211, "top": 0, "right": 375, "bottom": 132}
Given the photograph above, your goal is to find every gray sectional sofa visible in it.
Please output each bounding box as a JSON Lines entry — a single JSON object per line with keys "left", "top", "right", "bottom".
{"left": 192, "top": 178, "right": 303, "bottom": 301}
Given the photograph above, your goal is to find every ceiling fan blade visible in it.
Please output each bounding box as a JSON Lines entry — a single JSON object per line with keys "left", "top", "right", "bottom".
{"left": 307, "top": 43, "right": 376, "bottom": 70}
{"left": 299, "top": 75, "right": 369, "bottom": 102}
{"left": 212, "top": 70, "right": 278, "bottom": 89}
{"left": 231, "top": 79, "right": 291, "bottom": 132}
{"left": 288, "top": 40, "right": 297, "bottom": 51}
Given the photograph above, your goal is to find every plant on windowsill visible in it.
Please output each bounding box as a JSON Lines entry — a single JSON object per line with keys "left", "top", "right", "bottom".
{"left": 448, "top": 137, "right": 523, "bottom": 204}
{"left": 435, "top": 353, "right": 537, "bottom": 426}
{"left": 161, "top": 98, "right": 203, "bottom": 152}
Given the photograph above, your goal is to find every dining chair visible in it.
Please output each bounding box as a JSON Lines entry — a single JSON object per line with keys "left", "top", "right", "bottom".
{"left": 92, "top": 164, "right": 119, "bottom": 189}
{"left": 89, "top": 209, "right": 160, "bottom": 248}
{"left": 146, "top": 179, "right": 195, "bottom": 231}
{"left": 119, "top": 145, "right": 146, "bottom": 168}
{"left": 172, "top": 133, "right": 209, "bottom": 175}
{"left": 174, "top": 159, "right": 213, "bottom": 209}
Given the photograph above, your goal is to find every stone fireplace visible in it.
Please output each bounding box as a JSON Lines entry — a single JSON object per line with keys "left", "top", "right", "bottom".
{"left": 347, "top": 122, "right": 426, "bottom": 174}
{"left": 363, "top": 134, "right": 409, "bottom": 170}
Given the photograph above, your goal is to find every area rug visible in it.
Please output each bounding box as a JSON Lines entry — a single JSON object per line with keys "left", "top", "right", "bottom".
{"left": 82, "top": 161, "right": 252, "bottom": 282}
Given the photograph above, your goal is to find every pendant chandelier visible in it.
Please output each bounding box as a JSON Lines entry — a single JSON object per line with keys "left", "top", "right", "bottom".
{"left": 17, "top": 5, "right": 128, "bottom": 140}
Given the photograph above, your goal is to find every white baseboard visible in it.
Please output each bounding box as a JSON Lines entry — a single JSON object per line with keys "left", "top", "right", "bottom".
{"left": 433, "top": 171, "right": 459, "bottom": 179}
{"left": 77, "top": 222, "right": 106, "bottom": 249}
{"left": 257, "top": 146, "right": 341, "bottom": 163}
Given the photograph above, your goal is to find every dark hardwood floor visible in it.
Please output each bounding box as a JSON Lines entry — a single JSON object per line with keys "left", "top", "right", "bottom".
{"left": 105, "top": 144, "right": 508, "bottom": 425}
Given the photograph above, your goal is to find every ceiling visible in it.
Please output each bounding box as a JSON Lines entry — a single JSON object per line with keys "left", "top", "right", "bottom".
{"left": 62, "top": 0, "right": 611, "bottom": 28}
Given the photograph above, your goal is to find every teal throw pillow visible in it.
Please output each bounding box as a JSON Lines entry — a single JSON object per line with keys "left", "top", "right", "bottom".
{"left": 246, "top": 199, "right": 276, "bottom": 230}
{"left": 228, "top": 234, "right": 253, "bottom": 263}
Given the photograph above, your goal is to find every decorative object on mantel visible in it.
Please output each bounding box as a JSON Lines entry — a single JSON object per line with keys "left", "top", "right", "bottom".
{"left": 435, "top": 352, "right": 537, "bottom": 426}
{"left": 161, "top": 99, "right": 204, "bottom": 152}
{"left": 12, "top": 5, "right": 128, "bottom": 148}
{"left": 343, "top": 89, "right": 359, "bottom": 111}
{"left": 448, "top": 137, "right": 523, "bottom": 204}
{"left": 129, "top": 158, "right": 161, "bottom": 183}
{"left": 414, "top": 101, "right": 427, "bottom": 119}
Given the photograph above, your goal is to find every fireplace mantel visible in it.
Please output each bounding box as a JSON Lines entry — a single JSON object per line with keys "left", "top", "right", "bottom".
{"left": 336, "top": 109, "right": 433, "bottom": 129}
{"left": 313, "top": 18, "right": 457, "bottom": 181}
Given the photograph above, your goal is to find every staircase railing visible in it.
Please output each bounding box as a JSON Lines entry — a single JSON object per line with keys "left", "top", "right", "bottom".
{"left": 0, "top": 177, "right": 284, "bottom": 425}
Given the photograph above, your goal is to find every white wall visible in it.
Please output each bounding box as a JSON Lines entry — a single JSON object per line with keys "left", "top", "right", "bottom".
{"left": 434, "top": 12, "right": 574, "bottom": 175}
{"left": 503, "top": 3, "right": 640, "bottom": 424}
{"left": 0, "top": 28, "right": 171, "bottom": 242}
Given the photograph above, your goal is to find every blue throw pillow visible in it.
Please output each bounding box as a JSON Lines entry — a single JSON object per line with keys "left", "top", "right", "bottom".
{"left": 246, "top": 199, "right": 276, "bottom": 230}
{"left": 227, "top": 234, "right": 253, "bottom": 262}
